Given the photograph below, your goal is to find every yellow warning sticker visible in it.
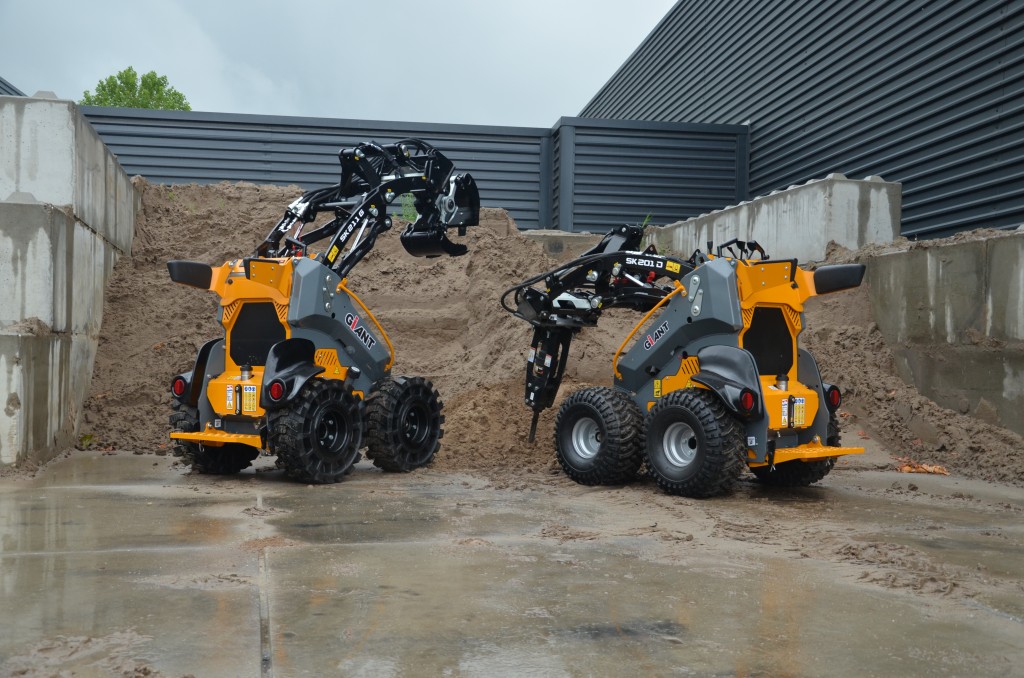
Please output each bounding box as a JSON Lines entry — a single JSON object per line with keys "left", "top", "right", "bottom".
{"left": 793, "top": 397, "right": 806, "bottom": 426}
{"left": 243, "top": 385, "right": 258, "bottom": 413}
{"left": 653, "top": 380, "right": 662, "bottom": 398}
{"left": 327, "top": 245, "right": 340, "bottom": 263}
{"left": 666, "top": 261, "right": 681, "bottom": 273}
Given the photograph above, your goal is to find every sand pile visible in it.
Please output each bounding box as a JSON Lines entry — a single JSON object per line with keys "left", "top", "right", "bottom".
{"left": 82, "top": 180, "right": 1023, "bottom": 485}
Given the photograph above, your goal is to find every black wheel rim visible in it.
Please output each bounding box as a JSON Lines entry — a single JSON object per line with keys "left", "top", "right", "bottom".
{"left": 312, "top": 404, "right": 351, "bottom": 458}
{"left": 400, "top": 400, "right": 431, "bottom": 447}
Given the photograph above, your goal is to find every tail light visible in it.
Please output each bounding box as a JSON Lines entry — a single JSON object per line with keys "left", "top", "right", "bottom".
{"left": 268, "top": 380, "right": 286, "bottom": 402}
{"left": 171, "top": 376, "right": 188, "bottom": 397}
{"left": 824, "top": 385, "right": 842, "bottom": 412}
{"left": 737, "top": 388, "right": 758, "bottom": 416}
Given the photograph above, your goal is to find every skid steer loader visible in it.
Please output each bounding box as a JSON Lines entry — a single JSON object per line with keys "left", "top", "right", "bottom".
{"left": 168, "top": 139, "right": 479, "bottom": 483}
{"left": 502, "top": 225, "right": 865, "bottom": 498}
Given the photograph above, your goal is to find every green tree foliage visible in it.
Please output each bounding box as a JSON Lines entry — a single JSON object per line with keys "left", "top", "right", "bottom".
{"left": 80, "top": 66, "right": 191, "bottom": 110}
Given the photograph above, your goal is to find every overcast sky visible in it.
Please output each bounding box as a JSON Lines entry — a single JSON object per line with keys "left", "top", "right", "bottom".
{"left": 0, "top": 0, "right": 676, "bottom": 128}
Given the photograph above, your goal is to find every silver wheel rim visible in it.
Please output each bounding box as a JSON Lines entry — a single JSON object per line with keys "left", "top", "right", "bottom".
{"left": 571, "top": 417, "right": 602, "bottom": 459}
{"left": 663, "top": 422, "right": 698, "bottom": 468}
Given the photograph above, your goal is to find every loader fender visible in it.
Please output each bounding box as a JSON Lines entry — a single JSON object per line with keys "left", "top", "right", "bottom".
{"left": 261, "top": 338, "right": 326, "bottom": 410}
{"left": 690, "top": 345, "right": 764, "bottom": 419}
{"left": 172, "top": 338, "right": 221, "bottom": 407}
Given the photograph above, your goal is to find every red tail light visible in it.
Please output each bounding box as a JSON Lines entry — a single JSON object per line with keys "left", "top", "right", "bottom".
{"left": 171, "top": 377, "right": 188, "bottom": 397}
{"left": 268, "top": 380, "right": 285, "bottom": 402}
{"left": 738, "top": 388, "right": 757, "bottom": 415}
{"left": 825, "top": 385, "right": 842, "bottom": 411}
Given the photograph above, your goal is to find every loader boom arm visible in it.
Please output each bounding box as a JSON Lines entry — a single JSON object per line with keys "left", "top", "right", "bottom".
{"left": 499, "top": 225, "right": 697, "bottom": 435}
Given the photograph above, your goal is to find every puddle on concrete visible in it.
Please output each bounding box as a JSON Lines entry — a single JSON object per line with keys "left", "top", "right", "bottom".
{"left": 2, "top": 454, "right": 1022, "bottom": 676}
{"left": 266, "top": 543, "right": 1021, "bottom": 677}
{"left": 0, "top": 548, "right": 262, "bottom": 676}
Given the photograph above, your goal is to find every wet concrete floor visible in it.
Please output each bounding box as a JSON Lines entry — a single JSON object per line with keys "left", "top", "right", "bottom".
{"left": 1, "top": 452, "right": 1022, "bottom": 676}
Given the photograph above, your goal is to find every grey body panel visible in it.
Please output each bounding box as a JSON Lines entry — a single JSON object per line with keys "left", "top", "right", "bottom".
{"left": 612, "top": 257, "right": 836, "bottom": 462}
{"left": 287, "top": 257, "right": 390, "bottom": 394}
{"left": 616, "top": 258, "right": 744, "bottom": 391}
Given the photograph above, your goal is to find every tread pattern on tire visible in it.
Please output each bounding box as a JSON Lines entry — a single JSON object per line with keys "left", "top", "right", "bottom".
{"left": 267, "top": 378, "right": 363, "bottom": 483}
{"left": 364, "top": 376, "right": 444, "bottom": 472}
{"left": 750, "top": 413, "right": 839, "bottom": 487}
{"left": 169, "top": 400, "right": 257, "bottom": 475}
{"left": 645, "top": 388, "right": 745, "bottom": 498}
{"left": 554, "top": 386, "right": 645, "bottom": 486}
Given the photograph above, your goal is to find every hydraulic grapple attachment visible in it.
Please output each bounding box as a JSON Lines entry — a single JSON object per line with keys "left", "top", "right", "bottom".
{"left": 401, "top": 172, "right": 480, "bottom": 257}
{"left": 255, "top": 139, "right": 479, "bottom": 277}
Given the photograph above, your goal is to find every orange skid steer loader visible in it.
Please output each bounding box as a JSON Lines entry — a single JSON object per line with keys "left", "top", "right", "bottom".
{"left": 503, "top": 228, "right": 865, "bottom": 498}
{"left": 168, "top": 140, "right": 479, "bottom": 483}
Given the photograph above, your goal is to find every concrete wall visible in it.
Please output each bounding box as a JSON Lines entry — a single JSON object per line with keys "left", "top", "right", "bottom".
{"left": 867, "top": 232, "right": 1024, "bottom": 437}
{"left": 0, "top": 96, "right": 136, "bottom": 466}
{"left": 647, "top": 174, "right": 901, "bottom": 263}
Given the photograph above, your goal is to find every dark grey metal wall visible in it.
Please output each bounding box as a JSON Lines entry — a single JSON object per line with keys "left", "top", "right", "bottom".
{"left": 552, "top": 117, "right": 747, "bottom": 231}
{"left": 86, "top": 107, "right": 745, "bottom": 233}
{"left": 581, "top": 0, "right": 1023, "bottom": 238}
{"left": 0, "top": 76, "right": 25, "bottom": 96}
{"left": 82, "top": 107, "right": 747, "bottom": 233}
{"left": 83, "top": 107, "right": 549, "bottom": 229}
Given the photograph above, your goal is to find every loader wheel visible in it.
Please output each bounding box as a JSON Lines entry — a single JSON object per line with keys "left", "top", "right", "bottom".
{"left": 554, "top": 387, "right": 644, "bottom": 485}
{"left": 268, "top": 378, "right": 363, "bottom": 483}
{"left": 751, "top": 413, "right": 839, "bottom": 487}
{"left": 169, "top": 401, "right": 258, "bottom": 474}
{"left": 645, "top": 389, "right": 745, "bottom": 498}
{"left": 365, "top": 376, "right": 444, "bottom": 472}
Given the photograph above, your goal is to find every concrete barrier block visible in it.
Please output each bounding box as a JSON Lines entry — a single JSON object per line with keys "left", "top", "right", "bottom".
{"left": 0, "top": 96, "right": 135, "bottom": 254}
{"left": 0, "top": 203, "right": 65, "bottom": 331}
{"left": 867, "top": 241, "right": 987, "bottom": 345}
{"left": 892, "top": 344, "right": 1024, "bottom": 438}
{"left": 652, "top": 175, "right": 901, "bottom": 263}
{"left": 0, "top": 333, "right": 97, "bottom": 465}
{"left": 70, "top": 220, "right": 119, "bottom": 337}
{"left": 74, "top": 111, "right": 107, "bottom": 235}
{"left": 0, "top": 203, "right": 115, "bottom": 337}
{"left": 986, "top": 233, "right": 1024, "bottom": 342}
{"left": 0, "top": 97, "right": 76, "bottom": 208}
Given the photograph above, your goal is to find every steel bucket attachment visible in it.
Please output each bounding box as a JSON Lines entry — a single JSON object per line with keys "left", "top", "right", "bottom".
{"left": 401, "top": 173, "right": 480, "bottom": 258}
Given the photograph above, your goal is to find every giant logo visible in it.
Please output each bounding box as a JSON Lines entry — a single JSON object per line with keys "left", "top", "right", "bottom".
{"left": 344, "top": 313, "right": 377, "bottom": 349}
{"left": 643, "top": 321, "right": 670, "bottom": 350}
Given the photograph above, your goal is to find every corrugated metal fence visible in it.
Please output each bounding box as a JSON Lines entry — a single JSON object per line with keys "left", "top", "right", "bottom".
{"left": 82, "top": 107, "right": 747, "bottom": 232}
{"left": 553, "top": 117, "right": 747, "bottom": 231}
{"left": 581, "top": 0, "right": 1023, "bottom": 238}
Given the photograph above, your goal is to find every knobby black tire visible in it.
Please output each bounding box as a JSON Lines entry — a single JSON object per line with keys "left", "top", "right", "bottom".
{"left": 751, "top": 413, "right": 839, "bottom": 487}
{"left": 645, "top": 389, "right": 745, "bottom": 498}
{"left": 268, "top": 378, "right": 363, "bottom": 484}
{"left": 554, "top": 387, "right": 644, "bottom": 486}
{"left": 365, "top": 376, "right": 444, "bottom": 472}
{"left": 169, "top": 400, "right": 258, "bottom": 474}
